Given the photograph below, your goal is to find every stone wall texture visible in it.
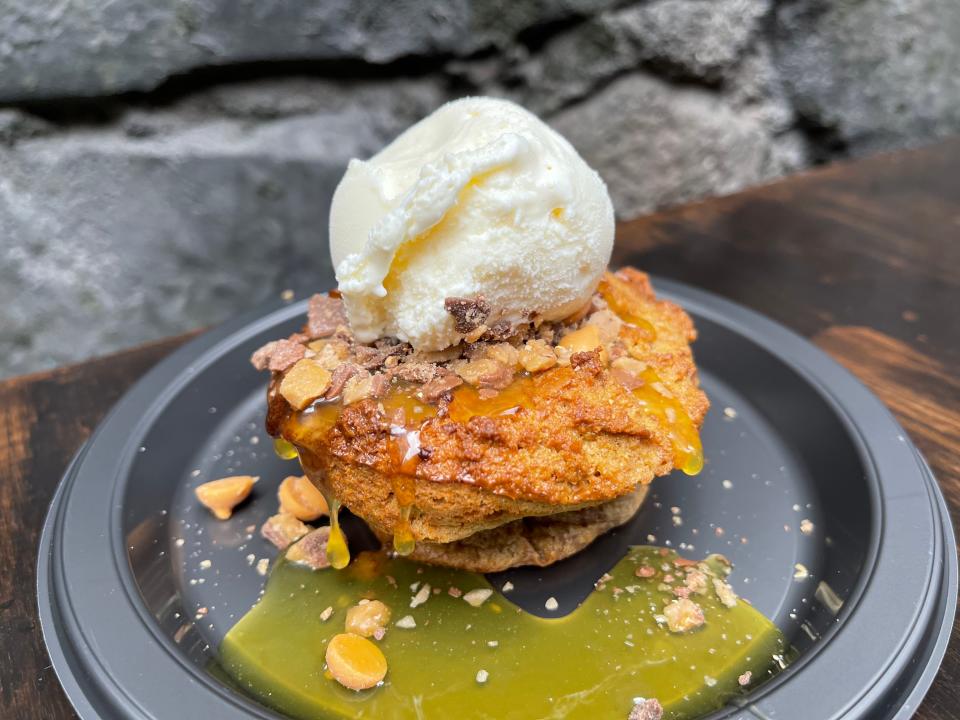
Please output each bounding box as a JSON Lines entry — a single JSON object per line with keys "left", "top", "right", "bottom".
{"left": 2, "top": 0, "right": 958, "bottom": 378}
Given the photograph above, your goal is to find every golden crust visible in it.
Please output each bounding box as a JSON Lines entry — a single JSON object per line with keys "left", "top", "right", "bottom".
{"left": 271, "top": 268, "right": 709, "bottom": 547}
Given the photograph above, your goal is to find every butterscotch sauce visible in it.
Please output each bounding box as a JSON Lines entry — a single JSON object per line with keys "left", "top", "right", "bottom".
{"left": 599, "top": 275, "right": 657, "bottom": 341}
{"left": 273, "top": 437, "right": 299, "bottom": 460}
{"left": 447, "top": 375, "right": 535, "bottom": 423}
{"left": 634, "top": 367, "right": 703, "bottom": 475}
{"left": 325, "top": 497, "right": 351, "bottom": 569}
{"left": 383, "top": 397, "right": 433, "bottom": 555}
{"left": 220, "top": 546, "right": 790, "bottom": 719}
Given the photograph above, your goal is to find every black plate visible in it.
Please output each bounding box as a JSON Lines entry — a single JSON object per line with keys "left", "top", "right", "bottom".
{"left": 38, "top": 277, "right": 956, "bottom": 720}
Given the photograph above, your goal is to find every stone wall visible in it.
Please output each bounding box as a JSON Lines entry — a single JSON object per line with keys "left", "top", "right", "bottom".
{"left": 2, "top": 0, "right": 958, "bottom": 378}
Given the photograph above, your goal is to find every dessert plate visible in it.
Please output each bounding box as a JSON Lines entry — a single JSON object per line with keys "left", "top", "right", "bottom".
{"left": 38, "top": 277, "right": 956, "bottom": 720}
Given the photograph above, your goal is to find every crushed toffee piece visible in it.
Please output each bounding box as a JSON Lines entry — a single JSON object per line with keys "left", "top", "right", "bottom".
{"left": 250, "top": 339, "right": 306, "bottom": 373}
{"left": 444, "top": 296, "right": 491, "bottom": 334}
{"left": 628, "top": 699, "right": 664, "bottom": 720}
{"left": 286, "top": 526, "right": 332, "bottom": 570}
{"left": 260, "top": 513, "right": 310, "bottom": 550}
{"left": 306, "top": 294, "right": 347, "bottom": 339}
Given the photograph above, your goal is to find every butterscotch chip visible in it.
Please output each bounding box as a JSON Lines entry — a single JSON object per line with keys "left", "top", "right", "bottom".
{"left": 286, "top": 526, "right": 331, "bottom": 569}
{"left": 662, "top": 598, "right": 705, "bottom": 632}
{"left": 278, "top": 475, "right": 329, "bottom": 521}
{"left": 326, "top": 633, "right": 388, "bottom": 691}
{"left": 345, "top": 600, "right": 392, "bottom": 638}
{"left": 279, "top": 360, "right": 332, "bottom": 410}
{"left": 342, "top": 373, "right": 375, "bottom": 405}
{"left": 308, "top": 339, "right": 351, "bottom": 371}
{"left": 260, "top": 512, "right": 310, "bottom": 550}
{"left": 558, "top": 324, "right": 602, "bottom": 354}
{"left": 518, "top": 339, "right": 558, "bottom": 373}
{"left": 195, "top": 475, "right": 256, "bottom": 520}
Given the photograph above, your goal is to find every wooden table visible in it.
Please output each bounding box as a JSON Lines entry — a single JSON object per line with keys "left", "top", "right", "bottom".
{"left": 2, "top": 139, "right": 958, "bottom": 719}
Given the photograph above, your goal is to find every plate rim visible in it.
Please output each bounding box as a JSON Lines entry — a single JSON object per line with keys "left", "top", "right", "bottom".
{"left": 38, "top": 277, "right": 958, "bottom": 720}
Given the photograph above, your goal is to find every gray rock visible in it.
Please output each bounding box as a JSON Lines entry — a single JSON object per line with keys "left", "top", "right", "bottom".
{"left": 0, "top": 109, "right": 54, "bottom": 146}
{"left": 516, "top": 14, "right": 637, "bottom": 114}
{"left": 551, "top": 72, "right": 785, "bottom": 218}
{"left": 612, "top": 0, "right": 770, "bottom": 81}
{"left": 1, "top": 0, "right": 469, "bottom": 101}
{"left": 516, "top": 0, "right": 770, "bottom": 114}
{"left": 0, "top": 78, "right": 446, "bottom": 378}
{"left": 773, "top": 0, "right": 960, "bottom": 154}
{"left": 0, "top": 0, "right": 624, "bottom": 102}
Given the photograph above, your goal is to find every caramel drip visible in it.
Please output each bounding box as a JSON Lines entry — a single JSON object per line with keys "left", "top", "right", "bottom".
{"left": 273, "top": 437, "right": 299, "bottom": 460}
{"left": 325, "top": 496, "right": 350, "bottom": 569}
{"left": 598, "top": 275, "right": 657, "bottom": 341}
{"left": 633, "top": 367, "right": 703, "bottom": 475}
{"left": 447, "top": 376, "right": 535, "bottom": 423}
{"left": 385, "top": 402, "right": 429, "bottom": 556}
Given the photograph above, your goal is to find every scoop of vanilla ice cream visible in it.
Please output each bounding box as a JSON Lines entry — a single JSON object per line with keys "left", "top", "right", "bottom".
{"left": 329, "top": 96, "right": 614, "bottom": 351}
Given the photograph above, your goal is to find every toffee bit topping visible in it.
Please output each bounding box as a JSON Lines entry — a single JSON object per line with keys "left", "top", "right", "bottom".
{"left": 306, "top": 294, "right": 347, "bottom": 339}
{"left": 463, "top": 588, "right": 494, "bottom": 607}
{"left": 260, "top": 513, "right": 310, "bottom": 550}
{"left": 391, "top": 361, "right": 441, "bottom": 384}
{"left": 410, "top": 583, "right": 432, "bottom": 608}
{"left": 286, "top": 526, "right": 332, "bottom": 570}
{"left": 325, "top": 363, "right": 362, "bottom": 400}
{"left": 250, "top": 338, "right": 306, "bottom": 373}
{"left": 450, "top": 358, "right": 514, "bottom": 389}
{"left": 416, "top": 371, "right": 463, "bottom": 403}
{"left": 662, "top": 598, "right": 705, "bottom": 633}
{"left": 481, "top": 319, "right": 515, "bottom": 342}
{"left": 444, "top": 295, "right": 491, "bottom": 334}
{"left": 353, "top": 345, "right": 387, "bottom": 369}
{"left": 628, "top": 698, "right": 663, "bottom": 720}
{"left": 713, "top": 578, "right": 738, "bottom": 608}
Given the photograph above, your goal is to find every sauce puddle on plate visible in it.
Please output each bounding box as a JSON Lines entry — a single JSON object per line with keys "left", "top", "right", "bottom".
{"left": 219, "top": 546, "right": 788, "bottom": 719}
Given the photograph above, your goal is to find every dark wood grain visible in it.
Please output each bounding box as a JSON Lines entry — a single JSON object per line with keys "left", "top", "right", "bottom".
{"left": 0, "top": 333, "right": 198, "bottom": 719}
{"left": 3, "top": 138, "right": 958, "bottom": 719}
